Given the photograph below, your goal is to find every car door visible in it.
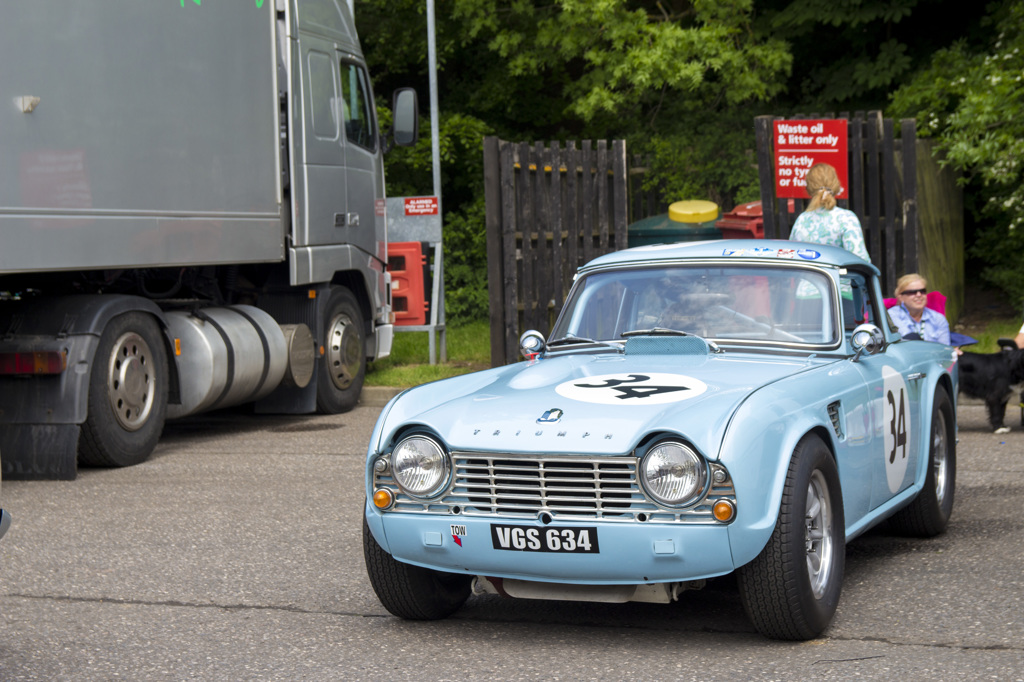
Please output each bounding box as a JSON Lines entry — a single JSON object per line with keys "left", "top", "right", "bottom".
{"left": 842, "top": 272, "right": 928, "bottom": 510}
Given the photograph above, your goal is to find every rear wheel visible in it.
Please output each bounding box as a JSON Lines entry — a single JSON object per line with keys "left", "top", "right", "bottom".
{"left": 79, "top": 312, "right": 168, "bottom": 467}
{"left": 316, "top": 286, "right": 365, "bottom": 414}
{"left": 889, "top": 388, "right": 955, "bottom": 536}
{"left": 737, "top": 434, "right": 845, "bottom": 640}
{"left": 363, "top": 517, "right": 471, "bottom": 620}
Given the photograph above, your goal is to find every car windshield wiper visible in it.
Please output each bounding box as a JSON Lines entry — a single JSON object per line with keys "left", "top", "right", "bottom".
{"left": 621, "top": 328, "right": 691, "bottom": 337}
{"left": 546, "top": 335, "right": 623, "bottom": 352}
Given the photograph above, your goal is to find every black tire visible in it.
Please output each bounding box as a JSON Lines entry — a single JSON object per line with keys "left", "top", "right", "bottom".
{"left": 362, "top": 517, "right": 471, "bottom": 620}
{"left": 889, "top": 388, "right": 956, "bottom": 537}
{"left": 79, "top": 312, "right": 168, "bottom": 467}
{"left": 737, "top": 434, "right": 845, "bottom": 640}
{"left": 316, "top": 286, "right": 365, "bottom": 414}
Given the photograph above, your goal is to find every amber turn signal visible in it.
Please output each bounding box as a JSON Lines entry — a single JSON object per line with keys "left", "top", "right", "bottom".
{"left": 713, "top": 500, "right": 735, "bottom": 522}
{"left": 373, "top": 488, "right": 394, "bottom": 509}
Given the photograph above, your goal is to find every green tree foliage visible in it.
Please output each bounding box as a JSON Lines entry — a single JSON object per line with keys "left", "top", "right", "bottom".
{"left": 451, "top": 0, "right": 792, "bottom": 123}
{"left": 644, "top": 108, "right": 763, "bottom": 208}
{"left": 377, "top": 100, "right": 493, "bottom": 321}
{"left": 362, "top": 1, "right": 792, "bottom": 322}
{"left": 360, "top": 0, "right": 1005, "bottom": 321}
{"left": 761, "top": 0, "right": 982, "bottom": 110}
{"left": 890, "top": 0, "right": 1024, "bottom": 305}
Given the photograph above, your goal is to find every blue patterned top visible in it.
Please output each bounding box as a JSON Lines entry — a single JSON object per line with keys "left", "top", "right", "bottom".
{"left": 887, "top": 303, "right": 951, "bottom": 345}
{"left": 789, "top": 207, "right": 870, "bottom": 262}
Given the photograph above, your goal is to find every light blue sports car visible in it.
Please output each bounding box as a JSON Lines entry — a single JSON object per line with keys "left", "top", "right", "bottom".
{"left": 362, "top": 239, "right": 959, "bottom": 640}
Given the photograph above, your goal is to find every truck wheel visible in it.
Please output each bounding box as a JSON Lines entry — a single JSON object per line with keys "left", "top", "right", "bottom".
{"left": 316, "top": 286, "right": 365, "bottom": 414}
{"left": 79, "top": 312, "right": 168, "bottom": 467}
{"left": 889, "top": 388, "right": 955, "bottom": 537}
{"left": 363, "top": 517, "right": 471, "bottom": 620}
{"left": 737, "top": 434, "right": 845, "bottom": 640}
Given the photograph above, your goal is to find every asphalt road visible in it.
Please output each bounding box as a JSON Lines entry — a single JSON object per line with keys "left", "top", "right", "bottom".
{"left": 0, "top": 400, "right": 1022, "bottom": 681}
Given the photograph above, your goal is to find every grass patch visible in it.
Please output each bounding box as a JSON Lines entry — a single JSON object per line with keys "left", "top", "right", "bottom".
{"left": 963, "top": 318, "right": 1021, "bottom": 353}
{"left": 366, "top": 319, "right": 491, "bottom": 387}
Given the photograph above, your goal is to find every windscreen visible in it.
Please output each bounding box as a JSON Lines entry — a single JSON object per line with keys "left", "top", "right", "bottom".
{"left": 550, "top": 265, "right": 839, "bottom": 347}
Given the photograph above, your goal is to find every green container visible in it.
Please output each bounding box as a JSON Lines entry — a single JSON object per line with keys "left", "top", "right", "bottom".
{"left": 627, "top": 213, "right": 721, "bottom": 247}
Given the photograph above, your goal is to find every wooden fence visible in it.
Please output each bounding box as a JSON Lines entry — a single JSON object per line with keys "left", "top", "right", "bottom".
{"left": 484, "top": 117, "right": 961, "bottom": 367}
{"left": 483, "top": 137, "right": 631, "bottom": 366}
{"left": 755, "top": 112, "right": 919, "bottom": 296}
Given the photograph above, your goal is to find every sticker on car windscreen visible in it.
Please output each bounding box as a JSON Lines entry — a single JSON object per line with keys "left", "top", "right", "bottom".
{"left": 555, "top": 373, "right": 708, "bottom": 405}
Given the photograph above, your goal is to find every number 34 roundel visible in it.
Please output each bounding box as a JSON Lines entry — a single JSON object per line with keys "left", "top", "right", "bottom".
{"left": 882, "top": 365, "right": 912, "bottom": 493}
{"left": 555, "top": 373, "right": 708, "bottom": 405}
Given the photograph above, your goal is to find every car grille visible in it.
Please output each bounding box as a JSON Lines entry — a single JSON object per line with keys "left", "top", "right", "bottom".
{"left": 375, "top": 453, "right": 736, "bottom": 524}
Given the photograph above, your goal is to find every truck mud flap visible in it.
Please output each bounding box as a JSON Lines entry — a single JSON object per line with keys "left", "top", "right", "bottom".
{"left": 0, "top": 424, "right": 79, "bottom": 480}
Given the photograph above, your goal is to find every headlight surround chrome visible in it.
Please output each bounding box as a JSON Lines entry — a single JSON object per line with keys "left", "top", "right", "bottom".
{"left": 390, "top": 434, "right": 451, "bottom": 499}
{"left": 639, "top": 440, "right": 707, "bottom": 507}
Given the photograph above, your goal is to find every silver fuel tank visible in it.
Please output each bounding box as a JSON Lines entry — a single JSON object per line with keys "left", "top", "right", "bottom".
{"left": 164, "top": 305, "right": 314, "bottom": 418}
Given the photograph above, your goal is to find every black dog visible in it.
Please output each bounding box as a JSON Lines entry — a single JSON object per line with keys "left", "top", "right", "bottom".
{"left": 958, "top": 349, "right": 1024, "bottom": 433}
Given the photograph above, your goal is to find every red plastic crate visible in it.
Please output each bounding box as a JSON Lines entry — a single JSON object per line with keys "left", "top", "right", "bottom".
{"left": 716, "top": 201, "right": 765, "bottom": 239}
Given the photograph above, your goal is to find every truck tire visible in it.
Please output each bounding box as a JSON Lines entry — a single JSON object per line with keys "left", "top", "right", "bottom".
{"left": 79, "top": 312, "right": 169, "bottom": 467}
{"left": 737, "top": 434, "right": 845, "bottom": 640}
{"left": 363, "top": 517, "right": 471, "bottom": 620}
{"left": 316, "top": 286, "right": 365, "bottom": 414}
{"left": 888, "top": 387, "right": 955, "bottom": 537}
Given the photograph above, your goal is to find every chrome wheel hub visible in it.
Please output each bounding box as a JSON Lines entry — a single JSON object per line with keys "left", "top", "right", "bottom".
{"left": 805, "top": 469, "right": 834, "bottom": 599}
{"left": 326, "top": 312, "right": 359, "bottom": 390}
{"left": 106, "top": 331, "right": 156, "bottom": 432}
{"left": 933, "top": 407, "right": 949, "bottom": 504}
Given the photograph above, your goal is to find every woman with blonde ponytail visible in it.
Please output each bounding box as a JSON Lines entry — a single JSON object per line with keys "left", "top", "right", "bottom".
{"left": 789, "top": 163, "right": 870, "bottom": 262}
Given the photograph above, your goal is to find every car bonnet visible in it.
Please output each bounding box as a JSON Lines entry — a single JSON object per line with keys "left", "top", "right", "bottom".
{"left": 379, "top": 346, "right": 826, "bottom": 460}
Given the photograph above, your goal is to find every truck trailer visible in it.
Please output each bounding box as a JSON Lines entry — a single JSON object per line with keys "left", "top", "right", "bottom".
{"left": 0, "top": 0, "right": 418, "bottom": 479}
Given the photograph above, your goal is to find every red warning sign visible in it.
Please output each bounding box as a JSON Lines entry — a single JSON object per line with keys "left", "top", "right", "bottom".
{"left": 404, "top": 196, "right": 439, "bottom": 216}
{"left": 773, "top": 120, "right": 848, "bottom": 199}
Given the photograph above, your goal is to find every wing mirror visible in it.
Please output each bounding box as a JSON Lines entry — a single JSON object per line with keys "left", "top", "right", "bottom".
{"left": 519, "top": 330, "right": 546, "bottom": 359}
{"left": 391, "top": 88, "right": 419, "bottom": 147}
{"left": 850, "top": 323, "right": 885, "bottom": 361}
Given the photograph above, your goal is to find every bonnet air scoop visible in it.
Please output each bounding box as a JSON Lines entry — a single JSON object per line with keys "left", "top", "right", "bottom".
{"left": 624, "top": 334, "right": 710, "bottom": 357}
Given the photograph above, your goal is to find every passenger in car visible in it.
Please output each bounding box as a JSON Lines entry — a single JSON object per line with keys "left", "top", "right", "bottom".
{"left": 887, "top": 274, "right": 951, "bottom": 345}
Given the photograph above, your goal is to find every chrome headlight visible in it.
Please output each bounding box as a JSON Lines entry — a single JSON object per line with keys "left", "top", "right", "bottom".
{"left": 640, "top": 440, "right": 707, "bottom": 507}
{"left": 391, "top": 435, "right": 450, "bottom": 498}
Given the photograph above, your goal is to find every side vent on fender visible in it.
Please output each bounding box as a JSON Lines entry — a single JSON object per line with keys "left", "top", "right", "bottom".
{"left": 827, "top": 401, "right": 843, "bottom": 439}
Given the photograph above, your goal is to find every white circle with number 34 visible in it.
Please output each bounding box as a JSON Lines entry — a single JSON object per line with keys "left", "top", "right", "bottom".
{"left": 555, "top": 373, "right": 708, "bottom": 405}
{"left": 882, "top": 365, "right": 912, "bottom": 493}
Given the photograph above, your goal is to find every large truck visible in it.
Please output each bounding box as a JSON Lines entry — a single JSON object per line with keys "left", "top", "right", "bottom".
{"left": 0, "top": 0, "right": 418, "bottom": 479}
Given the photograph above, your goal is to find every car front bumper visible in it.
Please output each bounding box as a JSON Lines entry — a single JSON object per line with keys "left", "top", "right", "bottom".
{"left": 368, "top": 508, "right": 736, "bottom": 585}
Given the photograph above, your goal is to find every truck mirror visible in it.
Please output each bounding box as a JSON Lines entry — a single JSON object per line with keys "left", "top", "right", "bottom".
{"left": 392, "top": 88, "right": 419, "bottom": 147}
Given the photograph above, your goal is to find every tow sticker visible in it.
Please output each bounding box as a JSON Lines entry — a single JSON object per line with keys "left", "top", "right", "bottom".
{"left": 555, "top": 373, "right": 708, "bottom": 405}
{"left": 882, "top": 365, "right": 912, "bottom": 493}
{"left": 451, "top": 524, "right": 466, "bottom": 547}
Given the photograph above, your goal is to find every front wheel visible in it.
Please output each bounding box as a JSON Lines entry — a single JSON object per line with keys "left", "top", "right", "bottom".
{"left": 737, "top": 434, "right": 845, "bottom": 640}
{"left": 316, "top": 286, "right": 365, "bottom": 414}
{"left": 889, "top": 387, "right": 956, "bottom": 537}
{"left": 79, "top": 312, "right": 169, "bottom": 467}
{"left": 362, "top": 517, "right": 471, "bottom": 620}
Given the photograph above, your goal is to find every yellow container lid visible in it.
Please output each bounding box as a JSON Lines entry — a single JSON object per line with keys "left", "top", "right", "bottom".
{"left": 668, "top": 200, "right": 719, "bottom": 224}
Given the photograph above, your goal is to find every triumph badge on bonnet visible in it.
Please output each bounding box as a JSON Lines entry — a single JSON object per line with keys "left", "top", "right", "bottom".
{"left": 537, "top": 408, "right": 563, "bottom": 423}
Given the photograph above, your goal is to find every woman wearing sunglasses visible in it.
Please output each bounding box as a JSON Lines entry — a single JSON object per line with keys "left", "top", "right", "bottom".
{"left": 887, "top": 273, "right": 951, "bottom": 344}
